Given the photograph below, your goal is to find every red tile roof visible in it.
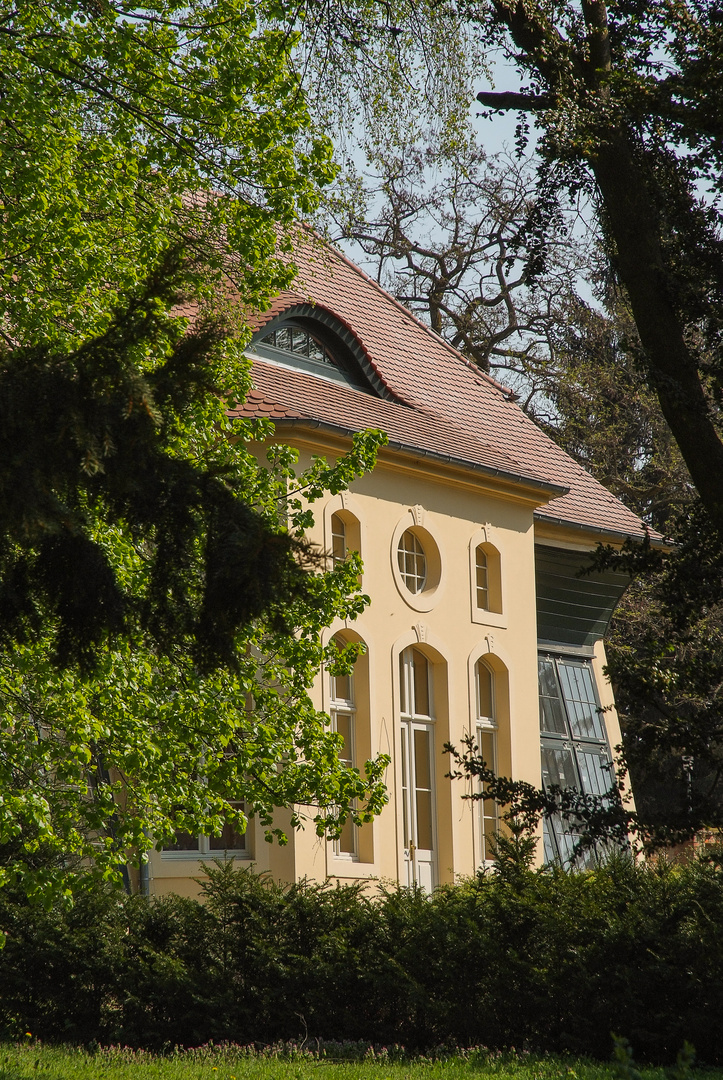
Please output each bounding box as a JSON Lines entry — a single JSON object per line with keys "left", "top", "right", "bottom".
{"left": 241, "top": 232, "right": 654, "bottom": 541}
{"left": 234, "top": 360, "right": 566, "bottom": 496}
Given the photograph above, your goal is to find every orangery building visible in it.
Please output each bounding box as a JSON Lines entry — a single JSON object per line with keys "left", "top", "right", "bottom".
{"left": 148, "top": 236, "right": 652, "bottom": 897}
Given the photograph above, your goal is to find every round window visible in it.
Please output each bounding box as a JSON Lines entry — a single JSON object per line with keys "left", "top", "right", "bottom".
{"left": 397, "top": 530, "right": 427, "bottom": 593}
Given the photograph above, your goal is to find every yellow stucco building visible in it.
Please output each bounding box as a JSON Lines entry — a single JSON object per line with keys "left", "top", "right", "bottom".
{"left": 148, "top": 237, "right": 649, "bottom": 897}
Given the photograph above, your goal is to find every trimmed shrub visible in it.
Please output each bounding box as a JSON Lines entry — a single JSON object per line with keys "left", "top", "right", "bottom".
{"left": 2, "top": 853, "right": 723, "bottom": 1062}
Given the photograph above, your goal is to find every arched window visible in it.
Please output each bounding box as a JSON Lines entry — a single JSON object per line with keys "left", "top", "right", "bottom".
{"left": 470, "top": 537, "right": 503, "bottom": 619}
{"left": 475, "top": 546, "right": 489, "bottom": 610}
{"left": 260, "top": 323, "right": 332, "bottom": 365}
{"left": 331, "top": 512, "right": 347, "bottom": 565}
{"left": 398, "top": 530, "right": 427, "bottom": 594}
{"left": 329, "top": 637, "right": 358, "bottom": 858}
{"left": 475, "top": 659, "right": 498, "bottom": 864}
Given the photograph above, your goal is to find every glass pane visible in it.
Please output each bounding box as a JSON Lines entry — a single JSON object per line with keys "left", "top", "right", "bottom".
{"left": 401, "top": 728, "right": 409, "bottom": 844}
{"left": 482, "top": 809, "right": 497, "bottom": 860}
{"left": 398, "top": 531, "right": 426, "bottom": 593}
{"left": 559, "top": 663, "right": 604, "bottom": 740}
{"left": 333, "top": 672, "right": 352, "bottom": 703}
{"left": 163, "top": 831, "right": 199, "bottom": 852}
{"left": 338, "top": 814, "right": 356, "bottom": 854}
{"left": 399, "top": 652, "right": 407, "bottom": 714}
{"left": 307, "top": 336, "right": 328, "bottom": 364}
{"left": 550, "top": 813, "right": 579, "bottom": 865}
{"left": 541, "top": 744, "right": 578, "bottom": 791}
{"left": 331, "top": 514, "right": 346, "bottom": 563}
{"left": 275, "top": 326, "right": 291, "bottom": 351}
{"left": 334, "top": 711, "right": 353, "bottom": 765}
{"left": 577, "top": 748, "right": 612, "bottom": 798}
{"left": 477, "top": 662, "right": 494, "bottom": 720}
{"left": 412, "top": 650, "right": 430, "bottom": 716}
{"left": 416, "top": 789, "right": 434, "bottom": 850}
{"left": 476, "top": 547, "right": 489, "bottom": 609}
{"left": 414, "top": 727, "right": 432, "bottom": 789}
{"left": 479, "top": 726, "right": 498, "bottom": 862}
{"left": 209, "top": 820, "right": 246, "bottom": 851}
{"left": 289, "top": 326, "right": 308, "bottom": 354}
{"left": 479, "top": 729, "right": 496, "bottom": 771}
{"left": 543, "top": 817, "right": 557, "bottom": 864}
{"left": 538, "top": 658, "right": 568, "bottom": 734}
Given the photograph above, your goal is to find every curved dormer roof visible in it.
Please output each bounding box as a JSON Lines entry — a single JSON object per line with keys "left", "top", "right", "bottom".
{"left": 249, "top": 301, "right": 392, "bottom": 399}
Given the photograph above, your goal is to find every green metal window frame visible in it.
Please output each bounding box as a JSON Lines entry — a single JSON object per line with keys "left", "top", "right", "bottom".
{"left": 538, "top": 653, "right": 615, "bottom": 867}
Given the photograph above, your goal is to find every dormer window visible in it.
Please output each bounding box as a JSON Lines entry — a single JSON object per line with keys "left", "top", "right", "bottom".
{"left": 250, "top": 305, "right": 385, "bottom": 396}
{"left": 260, "top": 325, "right": 332, "bottom": 366}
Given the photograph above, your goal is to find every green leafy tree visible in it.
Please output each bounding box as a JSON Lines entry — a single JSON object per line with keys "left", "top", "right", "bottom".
{"left": 0, "top": 3, "right": 394, "bottom": 900}
{"left": 0, "top": 1, "right": 337, "bottom": 663}
{"left": 1, "top": 0, "right": 334, "bottom": 346}
{"left": 0, "top": 346, "right": 390, "bottom": 898}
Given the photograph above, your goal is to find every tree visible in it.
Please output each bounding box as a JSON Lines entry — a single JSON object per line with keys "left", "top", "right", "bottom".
{"left": 2, "top": 0, "right": 334, "bottom": 346}
{"left": 330, "top": 142, "right": 586, "bottom": 378}
{"left": 0, "top": 401, "right": 389, "bottom": 901}
{"left": 0, "top": 3, "right": 394, "bottom": 900}
{"left": 474, "top": 0, "right": 723, "bottom": 537}
{"left": 0, "top": 1, "right": 336, "bottom": 666}
{"left": 296, "top": 0, "right": 723, "bottom": 532}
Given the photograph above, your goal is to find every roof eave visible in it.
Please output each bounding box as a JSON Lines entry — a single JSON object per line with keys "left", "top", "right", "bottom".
{"left": 270, "top": 417, "right": 569, "bottom": 501}
{"left": 534, "top": 510, "right": 666, "bottom": 548}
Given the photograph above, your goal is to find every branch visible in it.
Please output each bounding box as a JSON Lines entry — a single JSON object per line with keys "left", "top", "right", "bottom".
{"left": 476, "top": 90, "right": 553, "bottom": 111}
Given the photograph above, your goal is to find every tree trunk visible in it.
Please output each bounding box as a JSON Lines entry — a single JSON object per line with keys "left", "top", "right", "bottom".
{"left": 590, "top": 131, "right": 723, "bottom": 533}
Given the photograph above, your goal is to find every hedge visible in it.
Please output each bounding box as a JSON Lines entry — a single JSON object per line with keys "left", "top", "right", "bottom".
{"left": 1, "top": 851, "right": 722, "bottom": 1063}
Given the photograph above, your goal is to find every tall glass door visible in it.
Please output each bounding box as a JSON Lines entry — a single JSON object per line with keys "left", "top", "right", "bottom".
{"left": 399, "top": 648, "right": 437, "bottom": 890}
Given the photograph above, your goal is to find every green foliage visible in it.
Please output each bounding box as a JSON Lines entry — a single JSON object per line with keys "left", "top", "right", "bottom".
{"left": 3, "top": 858, "right": 723, "bottom": 1063}
{"left": 446, "top": 735, "right": 630, "bottom": 866}
{"left": 593, "top": 505, "right": 723, "bottom": 844}
{"left": 0, "top": 403, "right": 389, "bottom": 899}
{"left": 0, "top": 1, "right": 392, "bottom": 902}
{"left": 0, "top": 1, "right": 337, "bottom": 666}
{"left": 1, "top": 0, "right": 335, "bottom": 347}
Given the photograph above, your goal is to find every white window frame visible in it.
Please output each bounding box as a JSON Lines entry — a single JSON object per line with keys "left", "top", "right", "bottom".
{"left": 330, "top": 666, "right": 358, "bottom": 859}
{"left": 475, "top": 659, "right": 498, "bottom": 866}
{"left": 399, "top": 647, "right": 437, "bottom": 890}
{"left": 475, "top": 546, "right": 489, "bottom": 610}
{"left": 161, "top": 802, "right": 249, "bottom": 860}
{"left": 397, "top": 530, "right": 427, "bottom": 594}
{"left": 331, "top": 512, "right": 347, "bottom": 565}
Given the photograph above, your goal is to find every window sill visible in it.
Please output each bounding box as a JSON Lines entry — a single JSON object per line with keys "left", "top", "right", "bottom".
{"left": 160, "top": 850, "right": 250, "bottom": 861}
{"left": 471, "top": 608, "right": 507, "bottom": 629}
{"left": 328, "top": 856, "right": 377, "bottom": 878}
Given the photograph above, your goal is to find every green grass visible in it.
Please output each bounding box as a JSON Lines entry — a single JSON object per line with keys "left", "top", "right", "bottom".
{"left": 0, "top": 1045, "right": 720, "bottom": 1080}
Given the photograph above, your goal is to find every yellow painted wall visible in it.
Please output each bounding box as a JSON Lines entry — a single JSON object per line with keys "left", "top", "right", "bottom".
{"left": 147, "top": 433, "right": 618, "bottom": 897}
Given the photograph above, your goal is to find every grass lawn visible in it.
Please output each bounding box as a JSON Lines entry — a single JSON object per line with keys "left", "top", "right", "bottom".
{"left": 0, "top": 1045, "right": 718, "bottom": 1080}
